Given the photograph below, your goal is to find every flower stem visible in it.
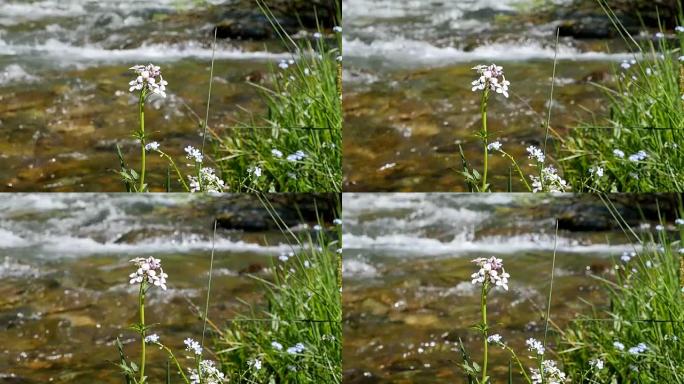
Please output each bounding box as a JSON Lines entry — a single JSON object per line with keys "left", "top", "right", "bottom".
{"left": 138, "top": 92, "right": 146, "bottom": 192}
{"left": 480, "top": 91, "right": 489, "bottom": 191}
{"left": 481, "top": 283, "right": 488, "bottom": 384}
{"left": 159, "top": 344, "right": 191, "bottom": 383}
{"left": 139, "top": 283, "right": 146, "bottom": 383}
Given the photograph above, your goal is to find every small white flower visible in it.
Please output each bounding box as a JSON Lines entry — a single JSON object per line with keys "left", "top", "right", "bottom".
{"left": 249, "top": 166, "right": 262, "bottom": 178}
{"left": 676, "top": 26, "right": 684, "bottom": 33}
{"left": 589, "top": 358, "right": 604, "bottom": 370}
{"left": 655, "top": 32, "right": 665, "bottom": 39}
{"left": 530, "top": 360, "right": 566, "bottom": 384}
{"left": 628, "top": 343, "right": 648, "bottom": 355}
{"left": 628, "top": 150, "right": 648, "bottom": 162}
{"left": 184, "top": 145, "right": 203, "bottom": 163}
{"left": 188, "top": 167, "right": 225, "bottom": 193}
{"left": 655, "top": 224, "right": 664, "bottom": 231}
{"left": 249, "top": 358, "right": 262, "bottom": 370}
{"left": 675, "top": 219, "right": 684, "bottom": 225}
{"left": 621, "top": 60, "right": 631, "bottom": 70}
{"left": 471, "top": 63, "right": 510, "bottom": 98}
{"left": 590, "top": 166, "right": 604, "bottom": 178}
{"left": 129, "top": 257, "right": 168, "bottom": 290}
{"left": 526, "top": 145, "right": 545, "bottom": 163}
{"left": 145, "top": 141, "right": 160, "bottom": 151}
{"left": 613, "top": 149, "right": 625, "bottom": 158}
{"left": 286, "top": 343, "right": 306, "bottom": 355}
{"left": 487, "top": 334, "right": 503, "bottom": 344}
{"left": 313, "top": 224, "right": 322, "bottom": 231}
{"left": 286, "top": 150, "right": 307, "bottom": 162}
{"left": 278, "top": 60, "right": 289, "bottom": 70}
{"left": 184, "top": 338, "right": 202, "bottom": 355}
{"left": 333, "top": 26, "right": 342, "bottom": 33}
{"left": 144, "top": 334, "right": 160, "bottom": 344}
{"left": 333, "top": 218, "right": 342, "bottom": 225}
{"left": 313, "top": 32, "right": 322, "bottom": 39}
{"left": 613, "top": 341, "right": 625, "bottom": 351}
{"left": 189, "top": 359, "right": 225, "bottom": 384}
{"left": 271, "top": 149, "right": 283, "bottom": 158}
{"left": 526, "top": 338, "right": 545, "bottom": 355}
{"left": 271, "top": 341, "right": 283, "bottom": 350}
{"left": 487, "top": 141, "right": 502, "bottom": 151}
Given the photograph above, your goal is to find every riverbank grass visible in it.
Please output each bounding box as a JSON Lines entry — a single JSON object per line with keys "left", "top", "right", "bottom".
{"left": 561, "top": 219, "right": 684, "bottom": 381}
{"left": 560, "top": 3, "right": 684, "bottom": 192}
{"left": 213, "top": 219, "right": 342, "bottom": 383}
{"left": 212, "top": 2, "right": 342, "bottom": 192}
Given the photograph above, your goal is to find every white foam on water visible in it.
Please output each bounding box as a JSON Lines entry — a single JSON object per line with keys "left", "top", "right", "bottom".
{"left": 343, "top": 259, "right": 378, "bottom": 278}
{"left": 344, "top": 233, "right": 633, "bottom": 256}
{"left": 0, "top": 38, "right": 289, "bottom": 66}
{"left": 344, "top": 37, "right": 632, "bottom": 68}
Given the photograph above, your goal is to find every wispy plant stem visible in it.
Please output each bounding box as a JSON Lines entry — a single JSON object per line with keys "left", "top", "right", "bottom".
{"left": 481, "top": 91, "right": 490, "bottom": 191}
{"left": 139, "top": 283, "right": 146, "bottom": 382}
{"left": 138, "top": 92, "right": 147, "bottom": 192}
{"left": 481, "top": 283, "right": 489, "bottom": 383}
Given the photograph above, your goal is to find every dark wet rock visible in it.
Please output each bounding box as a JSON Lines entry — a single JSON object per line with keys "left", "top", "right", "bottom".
{"left": 214, "top": 194, "right": 337, "bottom": 231}
{"left": 552, "top": 195, "right": 679, "bottom": 232}
{"left": 209, "top": 0, "right": 340, "bottom": 40}
{"left": 0, "top": 377, "right": 34, "bottom": 384}
{"left": 557, "top": 14, "right": 637, "bottom": 39}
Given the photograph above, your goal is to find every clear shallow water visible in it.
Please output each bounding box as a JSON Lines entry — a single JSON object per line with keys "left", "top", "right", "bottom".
{"left": 0, "top": 0, "right": 291, "bottom": 191}
{"left": 342, "top": 0, "right": 631, "bottom": 191}
{"left": 0, "top": 194, "right": 303, "bottom": 382}
{"left": 341, "top": 194, "right": 669, "bottom": 383}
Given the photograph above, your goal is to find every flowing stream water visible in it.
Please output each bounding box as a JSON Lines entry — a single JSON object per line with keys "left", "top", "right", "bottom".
{"left": 0, "top": 194, "right": 303, "bottom": 382}
{"left": 0, "top": 0, "right": 291, "bottom": 191}
{"left": 341, "top": 193, "right": 668, "bottom": 383}
{"left": 342, "top": 0, "right": 631, "bottom": 191}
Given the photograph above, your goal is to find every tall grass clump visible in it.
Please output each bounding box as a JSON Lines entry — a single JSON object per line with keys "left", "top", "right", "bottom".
{"left": 561, "top": 202, "right": 684, "bottom": 382}
{"left": 213, "top": 209, "right": 342, "bottom": 382}
{"left": 561, "top": 0, "right": 684, "bottom": 192}
{"left": 212, "top": 1, "right": 342, "bottom": 193}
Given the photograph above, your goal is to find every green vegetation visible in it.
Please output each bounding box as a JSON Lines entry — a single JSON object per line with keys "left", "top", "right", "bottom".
{"left": 213, "top": 211, "right": 342, "bottom": 383}
{"left": 560, "top": 2, "right": 684, "bottom": 192}
{"left": 212, "top": 2, "right": 342, "bottom": 192}
{"left": 561, "top": 201, "right": 684, "bottom": 382}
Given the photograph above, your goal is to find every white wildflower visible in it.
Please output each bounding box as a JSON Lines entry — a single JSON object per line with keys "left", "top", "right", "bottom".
{"left": 526, "top": 145, "right": 545, "bottom": 163}
{"left": 526, "top": 338, "right": 545, "bottom": 355}
{"left": 487, "top": 334, "right": 503, "bottom": 345}
{"left": 628, "top": 150, "right": 648, "bottom": 162}
{"left": 613, "top": 341, "right": 625, "bottom": 351}
{"left": 333, "top": 26, "right": 342, "bottom": 33}
{"left": 249, "top": 358, "right": 262, "bottom": 370}
{"left": 613, "top": 149, "right": 625, "bottom": 158}
{"left": 470, "top": 257, "right": 510, "bottom": 291}
{"left": 286, "top": 150, "right": 307, "bottom": 162}
{"left": 530, "top": 360, "right": 567, "bottom": 384}
{"left": 188, "top": 360, "right": 226, "bottom": 384}
{"left": 675, "top": 219, "right": 684, "bottom": 225}
{"left": 530, "top": 166, "right": 568, "bottom": 193}
{"left": 589, "top": 358, "right": 604, "bottom": 370}
{"left": 184, "top": 145, "right": 203, "bottom": 163}
{"left": 676, "top": 26, "right": 684, "bottom": 33}
{"left": 144, "top": 334, "right": 160, "bottom": 344}
{"left": 188, "top": 167, "right": 225, "bottom": 193}
{"left": 655, "top": 32, "right": 665, "bottom": 39}
{"left": 184, "top": 338, "right": 202, "bottom": 355}
{"left": 471, "top": 64, "right": 510, "bottom": 98}
{"left": 144, "top": 141, "right": 160, "bottom": 151}
{"left": 129, "top": 257, "right": 168, "bottom": 290}
{"left": 249, "top": 166, "right": 262, "bottom": 178}
{"left": 271, "top": 341, "right": 283, "bottom": 350}
{"left": 487, "top": 141, "right": 502, "bottom": 151}
{"left": 590, "top": 166, "right": 604, "bottom": 178}
{"left": 278, "top": 60, "right": 289, "bottom": 70}
{"left": 286, "top": 343, "right": 306, "bottom": 355}
{"left": 271, "top": 149, "right": 283, "bottom": 158}
{"left": 628, "top": 343, "right": 648, "bottom": 355}
{"left": 128, "top": 64, "right": 168, "bottom": 98}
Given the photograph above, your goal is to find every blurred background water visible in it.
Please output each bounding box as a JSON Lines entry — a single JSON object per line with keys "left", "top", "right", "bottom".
{"left": 342, "top": 193, "right": 678, "bottom": 383}
{"left": 0, "top": 193, "right": 334, "bottom": 383}
{"left": 342, "top": 0, "right": 636, "bottom": 191}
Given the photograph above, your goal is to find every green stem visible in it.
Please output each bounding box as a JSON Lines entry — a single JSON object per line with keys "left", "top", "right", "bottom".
{"left": 500, "top": 151, "right": 532, "bottom": 191}
{"left": 481, "top": 283, "right": 488, "bottom": 384}
{"left": 157, "top": 150, "right": 190, "bottom": 191}
{"left": 481, "top": 91, "right": 489, "bottom": 191}
{"left": 159, "top": 344, "right": 191, "bottom": 383}
{"left": 139, "top": 283, "right": 146, "bottom": 383}
{"left": 504, "top": 345, "right": 533, "bottom": 383}
{"left": 138, "top": 92, "right": 146, "bottom": 192}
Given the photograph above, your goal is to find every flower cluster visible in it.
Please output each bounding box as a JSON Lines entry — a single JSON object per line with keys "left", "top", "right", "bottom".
{"left": 628, "top": 150, "right": 648, "bottom": 162}
{"left": 589, "top": 358, "right": 604, "bottom": 370}
{"left": 530, "top": 360, "right": 567, "bottom": 384}
{"left": 471, "top": 64, "right": 510, "bottom": 98}
{"left": 486, "top": 334, "right": 504, "bottom": 346}
{"left": 286, "top": 150, "right": 307, "bottom": 162}
{"left": 526, "top": 145, "right": 545, "bottom": 163}
{"left": 144, "top": 334, "right": 160, "bottom": 344}
{"left": 530, "top": 166, "right": 568, "bottom": 193}
{"left": 129, "top": 64, "right": 168, "bottom": 98}
{"left": 286, "top": 342, "right": 306, "bottom": 355}
{"left": 129, "top": 257, "right": 168, "bottom": 290}
{"left": 487, "top": 141, "right": 502, "bottom": 151}
{"left": 185, "top": 145, "right": 204, "bottom": 163}
{"left": 470, "top": 257, "right": 510, "bottom": 291}
{"left": 189, "top": 360, "right": 226, "bottom": 384}
{"left": 184, "top": 338, "right": 202, "bottom": 355}
{"left": 526, "top": 338, "right": 545, "bottom": 355}
{"left": 145, "top": 141, "right": 160, "bottom": 151}
{"left": 188, "top": 167, "right": 226, "bottom": 193}
{"left": 628, "top": 342, "right": 648, "bottom": 355}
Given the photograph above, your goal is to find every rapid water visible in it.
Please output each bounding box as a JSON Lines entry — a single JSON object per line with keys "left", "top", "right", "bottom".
{"left": 0, "top": 0, "right": 291, "bottom": 191}
{"left": 342, "top": 0, "right": 632, "bottom": 191}
{"left": 0, "top": 194, "right": 302, "bottom": 382}
{"left": 341, "top": 194, "right": 669, "bottom": 383}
